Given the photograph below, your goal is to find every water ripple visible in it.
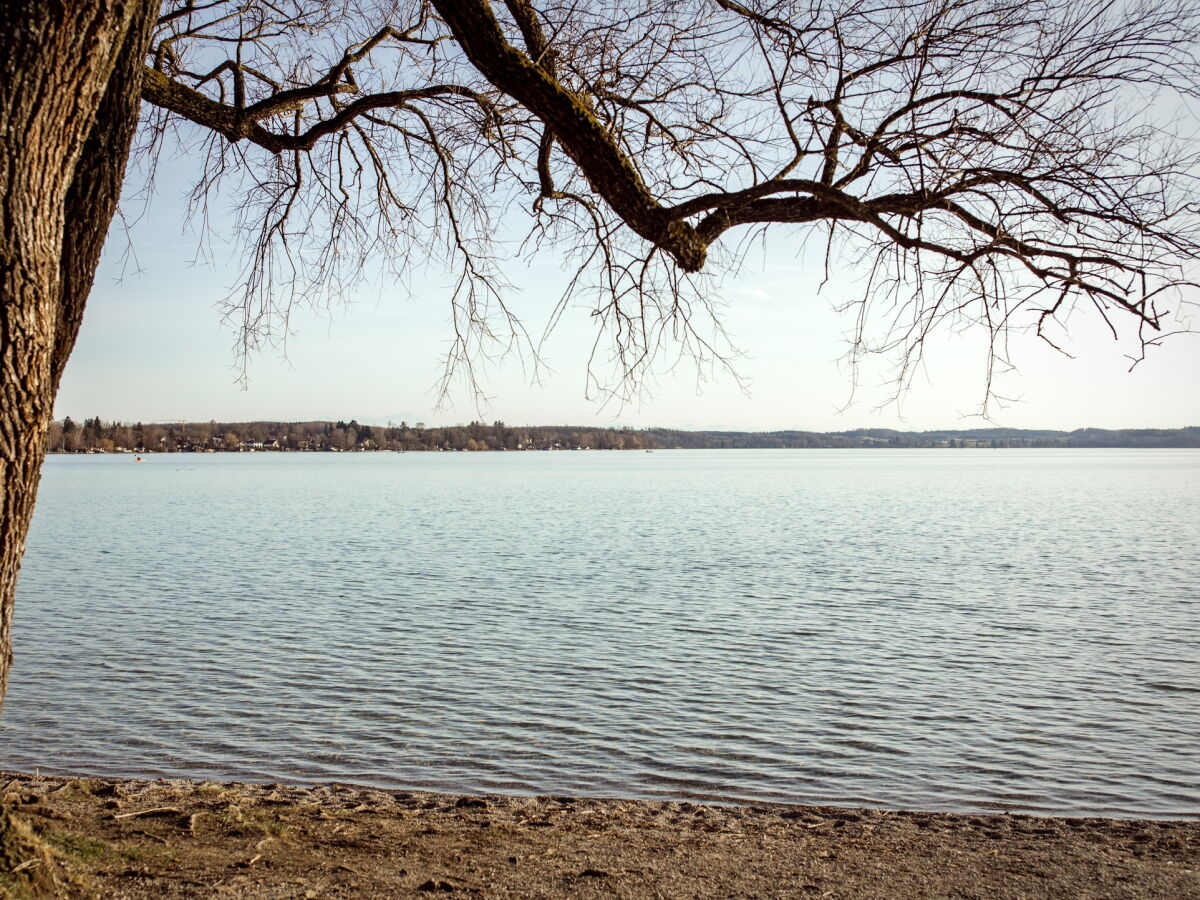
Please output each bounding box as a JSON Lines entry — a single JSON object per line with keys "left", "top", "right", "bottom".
{"left": 2, "top": 449, "right": 1198, "bottom": 819}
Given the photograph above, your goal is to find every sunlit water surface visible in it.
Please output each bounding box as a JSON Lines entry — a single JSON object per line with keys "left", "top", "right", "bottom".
{"left": 2, "top": 450, "right": 1198, "bottom": 818}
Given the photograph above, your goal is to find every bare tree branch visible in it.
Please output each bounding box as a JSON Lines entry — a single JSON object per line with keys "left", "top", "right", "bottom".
{"left": 137, "top": 0, "right": 1200, "bottom": 408}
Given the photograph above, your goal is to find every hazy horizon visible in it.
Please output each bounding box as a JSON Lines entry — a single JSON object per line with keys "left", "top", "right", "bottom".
{"left": 56, "top": 152, "right": 1200, "bottom": 433}
{"left": 44, "top": 412, "right": 1200, "bottom": 433}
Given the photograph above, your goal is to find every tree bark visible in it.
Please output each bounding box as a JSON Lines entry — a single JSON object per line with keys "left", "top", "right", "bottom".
{"left": 0, "top": 0, "right": 155, "bottom": 706}
{"left": 0, "top": 0, "right": 156, "bottom": 893}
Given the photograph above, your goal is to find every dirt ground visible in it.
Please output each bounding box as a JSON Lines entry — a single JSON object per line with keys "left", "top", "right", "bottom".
{"left": 2, "top": 771, "right": 1197, "bottom": 899}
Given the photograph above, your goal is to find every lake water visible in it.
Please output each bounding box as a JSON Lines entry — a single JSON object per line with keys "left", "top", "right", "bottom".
{"left": 2, "top": 450, "right": 1198, "bottom": 818}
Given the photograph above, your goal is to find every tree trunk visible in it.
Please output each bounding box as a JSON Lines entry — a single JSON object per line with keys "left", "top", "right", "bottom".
{"left": 0, "top": 1, "right": 156, "bottom": 894}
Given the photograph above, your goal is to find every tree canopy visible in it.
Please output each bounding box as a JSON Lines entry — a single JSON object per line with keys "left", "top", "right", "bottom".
{"left": 139, "top": 0, "right": 1200, "bottom": 402}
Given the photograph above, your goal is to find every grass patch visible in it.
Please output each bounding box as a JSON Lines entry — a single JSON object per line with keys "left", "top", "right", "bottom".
{"left": 193, "top": 783, "right": 233, "bottom": 798}
{"left": 0, "top": 872, "right": 39, "bottom": 900}
{"left": 43, "top": 830, "right": 139, "bottom": 865}
{"left": 214, "top": 807, "right": 292, "bottom": 838}
{"left": 48, "top": 780, "right": 104, "bottom": 802}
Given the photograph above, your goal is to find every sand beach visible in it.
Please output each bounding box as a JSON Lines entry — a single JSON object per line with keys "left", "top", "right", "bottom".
{"left": 2, "top": 771, "right": 1196, "bottom": 898}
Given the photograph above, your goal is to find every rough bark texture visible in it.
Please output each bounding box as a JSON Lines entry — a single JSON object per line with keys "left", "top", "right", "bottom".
{"left": 0, "top": 1, "right": 157, "bottom": 894}
{"left": 54, "top": 8, "right": 158, "bottom": 394}
{"left": 0, "top": 0, "right": 154, "bottom": 713}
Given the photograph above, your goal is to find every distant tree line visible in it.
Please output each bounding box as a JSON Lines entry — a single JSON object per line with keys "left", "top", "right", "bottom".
{"left": 45, "top": 418, "right": 657, "bottom": 453}
{"left": 45, "top": 419, "right": 1200, "bottom": 454}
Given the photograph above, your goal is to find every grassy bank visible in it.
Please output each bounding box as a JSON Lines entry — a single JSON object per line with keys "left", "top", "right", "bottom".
{"left": 2, "top": 771, "right": 1196, "bottom": 898}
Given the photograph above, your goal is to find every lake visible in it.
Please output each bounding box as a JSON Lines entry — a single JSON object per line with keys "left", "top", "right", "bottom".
{"left": 2, "top": 449, "right": 1198, "bottom": 818}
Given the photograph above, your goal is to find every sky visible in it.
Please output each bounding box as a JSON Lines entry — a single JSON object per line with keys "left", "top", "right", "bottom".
{"left": 55, "top": 157, "right": 1200, "bottom": 433}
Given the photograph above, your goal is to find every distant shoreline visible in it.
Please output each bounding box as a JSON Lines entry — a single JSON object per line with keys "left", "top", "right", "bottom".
{"left": 43, "top": 443, "right": 1200, "bottom": 455}
{"left": 43, "top": 418, "right": 1200, "bottom": 454}
{"left": 6, "top": 770, "right": 1198, "bottom": 898}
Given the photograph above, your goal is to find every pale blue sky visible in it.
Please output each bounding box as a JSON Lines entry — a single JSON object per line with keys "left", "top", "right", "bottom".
{"left": 56, "top": 155, "right": 1200, "bottom": 432}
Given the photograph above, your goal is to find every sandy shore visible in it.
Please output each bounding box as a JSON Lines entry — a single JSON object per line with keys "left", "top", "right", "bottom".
{"left": 2, "top": 771, "right": 1197, "bottom": 898}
